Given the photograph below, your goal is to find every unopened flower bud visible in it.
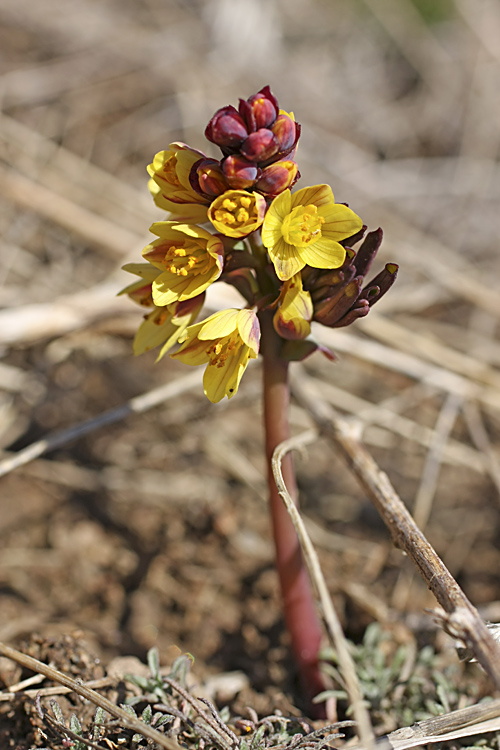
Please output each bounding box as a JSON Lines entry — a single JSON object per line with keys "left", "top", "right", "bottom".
{"left": 357, "top": 263, "right": 399, "bottom": 305}
{"left": 271, "top": 113, "right": 299, "bottom": 156}
{"left": 313, "top": 277, "right": 363, "bottom": 326}
{"left": 309, "top": 265, "right": 356, "bottom": 303}
{"left": 353, "top": 228, "right": 383, "bottom": 277}
{"left": 240, "top": 129, "right": 279, "bottom": 163}
{"left": 255, "top": 160, "right": 299, "bottom": 195}
{"left": 239, "top": 85, "right": 279, "bottom": 131}
{"left": 190, "top": 158, "right": 229, "bottom": 197}
{"left": 273, "top": 274, "right": 313, "bottom": 340}
{"left": 331, "top": 298, "right": 370, "bottom": 328}
{"left": 205, "top": 105, "right": 248, "bottom": 148}
{"left": 222, "top": 154, "right": 260, "bottom": 189}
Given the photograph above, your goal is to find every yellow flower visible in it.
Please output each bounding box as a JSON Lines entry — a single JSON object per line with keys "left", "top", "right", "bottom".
{"left": 208, "top": 189, "right": 266, "bottom": 238}
{"left": 148, "top": 143, "right": 209, "bottom": 222}
{"left": 134, "top": 295, "right": 205, "bottom": 360}
{"left": 119, "top": 263, "right": 204, "bottom": 358}
{"left": 171, "top": 308, "right": 260, "bottom": 403}
{"left": 261, "top": 185, "right": 363, "bottom": 281}
{"left": 119, "top": 263, "right": 160, "bottom": 306}
{"left": 142, "top": 222, "right": 224, "bottom": 307}
{"left": 273, "top": 273, "right": 313, "bottom": 340}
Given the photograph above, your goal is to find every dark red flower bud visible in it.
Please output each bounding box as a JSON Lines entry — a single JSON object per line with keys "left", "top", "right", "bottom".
{"left": 222, "top": 154, "right": 260, "bottom": 189}
{"left": 240, "top": 129, "right": 279, "bottom": 163}
{"left": 353, "top": 228, "right": 383, "bottom": 277}
{"left": 309, "top": 265, "right": 356, "bottom": 303}
{"left": 190, "top": 158, "right": 229, "bottom": 197}
{"left": 254, "top": 160, "right": 299, "bottom": 195}
{"left": 306, "top": 226, "right": 397, "bottom": 330}
{"left": 357, "top": 263, "right": 399, "bottom": 305}
{"left": 239, "top": 85, "right": 279, "bottom": 131}
{"left": 271, "top": 113, "right": 298, "bottom": 155}
{"left": 205, "top": 105, "right": 248, "bottom": 148}
{"left": 313, "top": 277, "right": 363, "bottom": 325}
{"left": 330, "top": 299, "right": 370, "bottom": 328}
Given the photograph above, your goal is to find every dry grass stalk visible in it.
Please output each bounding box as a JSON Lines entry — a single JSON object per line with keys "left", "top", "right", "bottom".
{"left": 0, "top": 369, "right": 202, "bottom": 477}
{"left": 290, "top": 368, "right": 500, "bottom": 690}
{"left": 271, "top": 429, "right": 375, "bottom": 750}
{"left": 0, "top": 640, "right": 179, "bottom": 750}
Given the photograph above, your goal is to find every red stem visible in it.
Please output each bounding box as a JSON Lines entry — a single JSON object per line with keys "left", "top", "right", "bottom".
{"left": 259, "top": 310, "right": 326, "bottom": 717}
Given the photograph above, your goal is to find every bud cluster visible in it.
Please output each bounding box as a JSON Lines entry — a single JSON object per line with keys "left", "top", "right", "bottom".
{"left": 192, "top": 85, "right": 300, "bottom": 199}
{"left": 303, "top": 229, "right": 399, "bottom": 328}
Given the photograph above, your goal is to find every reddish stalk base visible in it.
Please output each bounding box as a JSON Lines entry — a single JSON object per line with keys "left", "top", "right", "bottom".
{"left": 260, "top": 311, "right": 327, "bottom": 718}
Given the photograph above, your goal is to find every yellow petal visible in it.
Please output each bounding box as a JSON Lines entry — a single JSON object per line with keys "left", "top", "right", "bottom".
{"left": 198, "top": 309, "right": 240, "bottom": 340}
{"left": 301, "top": 238, "right": 346, "bottom": 270}
{"left": 150, "top": 222, "right": 213, "bottom": 242}
{"left": 121, "top": 263, "right": 160, "bottom": 281}
{"left": 170, "top": 334, "right": 210, "bottom": 366}
{"left": 319, "top": 203, "right": 363, "bottom": 239}
{"left": 203, "top": 345, "right": 251, "bottom": 403}
{"left": 291, "top": 184, "right": 334, "bottom": 209}
{"left": 236, "top": 309, "right": 260, "bottom": 353}
{"left": 133, "top": 308, "right": 177, "bottom": 355}
{"left": 273, "top": 275, "right": 312, "bottom": 340}
{"left": 267, "top": 237, "right": 305, "bottom": 281}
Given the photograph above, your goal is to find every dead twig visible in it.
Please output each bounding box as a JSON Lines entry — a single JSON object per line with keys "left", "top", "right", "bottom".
{"left": 0, "top": 640, "right": 179, "bottom": 750}
{"left": 0, "top": 164, "right": 142, "bottom": 259}
{"left": 271, "top": 429, "right": 375, "bottom": 750}
{"left": 0, "top": 676, "right": 115, "bottom": 702}
{"left": 0, "top": 369, "right": 202, "bottom": 478}
{"left": 353, "top": 697, "right": 500, "bottom": 750}
{"left": 412, "top": 392, "right": 462, "bottom": 529}
{"left": 290, "top": 368, "right": 500, "bottom": 689}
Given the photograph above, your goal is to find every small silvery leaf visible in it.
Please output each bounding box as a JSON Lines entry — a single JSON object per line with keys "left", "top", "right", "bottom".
{"left": 456, "top": 621, "right": 500, "bottom": 662}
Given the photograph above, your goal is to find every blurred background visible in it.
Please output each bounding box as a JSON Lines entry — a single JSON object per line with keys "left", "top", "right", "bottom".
{"left": 1, "top": 0, "right": 500, "bottom": 714}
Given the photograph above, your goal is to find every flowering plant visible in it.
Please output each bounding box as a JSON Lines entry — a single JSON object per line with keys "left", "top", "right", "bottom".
{"left": 122, "top": 86, "right": 398, "bottom": 715}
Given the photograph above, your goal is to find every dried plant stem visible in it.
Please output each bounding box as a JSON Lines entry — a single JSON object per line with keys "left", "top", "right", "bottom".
{"left": 291, "top": 369, "right": 500, "bottom": 689}
{"left": 271, "top": 430, "right": 375, "bottom": 749}
{"left": 260, "top": 311, "right": 326, "bottom": 717}
{"left": 0, "top": 369, "right": 202, "bottom": 478}
{"left": 0, "top": 641, "right": 178, "bottom": 750}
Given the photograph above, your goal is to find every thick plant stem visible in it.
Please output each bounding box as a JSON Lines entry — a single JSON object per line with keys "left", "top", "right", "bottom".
{"left": 260, "top": 311, "right": 326, "bottom": 717}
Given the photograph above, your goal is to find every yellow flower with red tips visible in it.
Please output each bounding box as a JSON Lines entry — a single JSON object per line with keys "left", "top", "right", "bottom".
{"left": 119, "top": 262, "right": 160, "bottom": 307}
{"left": 148, "top": 143, "right": 210, "bottom": 222}
{"left": 142, "top": 222, "right": 224, "bottom": 307}
{"left": 171, "top": 308, "right": 260, "bottom": 403}
{"left": 134, "top": 295, "right": 205, "bottom": 360}
{"left": 119, "top": 263, "right": 205, "bottom": 359}
{"left": 208, "top": 190, "right": 266, "bottom": 238}
{"left": 273, "top": 274, "right": 313, "bottom": 340}
{"left": 261, "top": 185, "right": 363, "bottom": 281}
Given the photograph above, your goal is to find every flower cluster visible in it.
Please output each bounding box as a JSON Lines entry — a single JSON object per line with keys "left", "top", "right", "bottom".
{"left": 122, "top": 86, "right": 398, "bottom": 402}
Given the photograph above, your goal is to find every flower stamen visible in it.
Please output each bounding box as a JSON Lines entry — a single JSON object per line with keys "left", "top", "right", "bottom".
{"left": 208, "top": 189, "right": 266, "bottom": 238}
{"left": 282, "top": 204, "right": 325, "bottom": 247}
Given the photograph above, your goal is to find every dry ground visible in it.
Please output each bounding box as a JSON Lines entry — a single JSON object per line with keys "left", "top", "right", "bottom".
{"left": 1, "top": 0, "right": 500, "bottom": 746}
